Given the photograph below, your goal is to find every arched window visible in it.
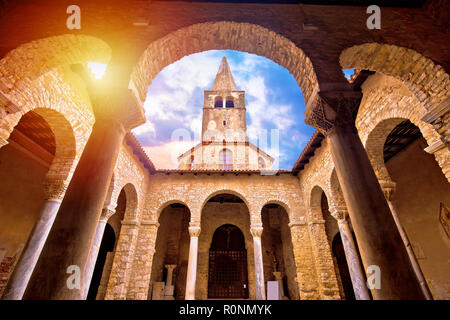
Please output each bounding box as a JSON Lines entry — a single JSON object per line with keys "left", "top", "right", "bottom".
{"left": 214, "top": 96, "right": 223, "bottom": 108}
{"left": 258, "top": 157, "right": 265, "bottom": 169}
{"left": 189, "top": 156, "right": 194, "bottom": 170}
{"left": 219, "top": 149, "right": 233, "bottom": 170}
{"left": 225, "top": 96, "right": 234, "bottom": 108}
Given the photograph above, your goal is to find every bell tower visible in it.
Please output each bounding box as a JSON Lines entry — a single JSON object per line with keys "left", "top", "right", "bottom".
{"left": 201, "top": 57, "right": 247, "bottom": 143}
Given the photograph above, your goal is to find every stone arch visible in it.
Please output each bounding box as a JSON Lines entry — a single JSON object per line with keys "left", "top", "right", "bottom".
{"left": 364, "top": 117, "right": 412, "bottom": 183}
{"left": 200, "top": 189, "right": 251, "bottom": 223}
{"left": 0, "top": 34, "right": 111, "bottom": 93}
{"left": 328, "top": 169, "right": 346, "bottom": 210}
{"left": 309, "top": 185, "right": 330, "bottom": 221}
{"left": 118, "top": 183, "right": 139, "bottom": 222}
{"left": 340, "top": 43, "right": 450, "bottom": 111}
{"left": 356, "top": 73, "right": 449, "bottom": 182}
{"left": 0, "top": 34, "right": 109, "bottom": 148}
{"left": 3, "top": 107, "right": 78, "bottom": 201}
{"left": 33, "top": 108, "right": 77, "bottom": 200}
{"left": 260, "top": 200, "right": 292, "bottom": 222}
{"left": 155, "top": 199, "right": 191, "bottom": 221}
{"left": 130, "top": 21, "right": 318, "bottom": 106}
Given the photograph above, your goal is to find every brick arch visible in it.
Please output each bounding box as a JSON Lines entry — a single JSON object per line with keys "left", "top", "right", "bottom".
{"left": 328, "top": 169, "right": 346, "bottom": 210}
{"left": 0, "top": 34, "right": 111, "bottom": 94}
{"left": 199, "top": 189, "right": 251, "bottom": 224}
{"left": 340, "top": 43, "right": 450, "bottom": 111}
{"left": 119, "top": 183, "right": 139, "bottom": 222}
{"left": 130, "top": 21, "right": 318, "bottom": 106}
{"left": 259, "top": 199, "right": 292, "bottom": 223}
{"left": 155, "top": 199, "right": 191, "bottom": 221}
{"left": 32, "top": 108, "right": 77, "bottom": 201}
{"left": 356, "top": 73, "right": 449, "bottom": 182}
{"left": 364, "top": 117, "right": 411, "bottom": 183}
{"left": 309, "top": 185, "right": 330, "bottom": 221}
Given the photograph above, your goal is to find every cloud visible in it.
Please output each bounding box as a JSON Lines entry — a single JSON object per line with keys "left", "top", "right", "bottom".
{"left": 143, "top": 140, "right": 197, "bottom": 169}
{"left": 133, "top": 50, "right": 313, "bottom": 169}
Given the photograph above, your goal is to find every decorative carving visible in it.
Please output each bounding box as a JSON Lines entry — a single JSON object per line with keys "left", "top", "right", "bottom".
{"left": 250, "top": 225, "right": 263, "bottom": 238}
{"left": 305, "top": 90, "right": 362, "bottom": 135}
{"left": 100, "top": 207, "right": 116, "bottom": 222}
{"left": 330, "top": 208, "right": 349, "bottom": 222}
{"left": 188, "top": 225, "right": 201, "bottom": 237}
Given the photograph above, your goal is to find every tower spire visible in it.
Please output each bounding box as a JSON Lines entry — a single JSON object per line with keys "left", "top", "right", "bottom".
{"left": 211, "top": 56, "right": 237, "bottom": 91}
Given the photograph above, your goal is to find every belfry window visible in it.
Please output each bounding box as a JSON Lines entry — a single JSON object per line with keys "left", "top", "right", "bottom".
{"left": 219, "top": 149, "right": 233, "bottom": 170}
{"left": 258, "top": 157, "right": 265, "bottom": 169}
{"left": 214, "top": 96, "right": 223, "bottom": 108}
{"left": 225, "top": 96, "right": 234, "bottom": 108}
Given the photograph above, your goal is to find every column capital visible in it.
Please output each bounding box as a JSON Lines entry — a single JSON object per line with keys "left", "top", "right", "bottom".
{"left": 379, "top": 180, "right": 397, "bottom": 201}
{"left": 100, "top": 207, "right": 116, "bottom": 222}
{"left": 165, "top": 264, "right": 177, "bottom": 271}
{"left": 330, "top": 208, "right": 349, "bottom": 222}
{"left": 0, "top": 136, "right": 8, "bottom": 148}
{"left": 305, "top": 90, "right": 362, "bottom": 135}
{"left": 250, "top": 225, "right": 264, "bottom": 238}
{"left": 188, "top": 226, "right": 201, "bottom": 237}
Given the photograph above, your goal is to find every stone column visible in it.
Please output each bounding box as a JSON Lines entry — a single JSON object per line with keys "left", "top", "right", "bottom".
{"left": 306, "top": 91, "right": 424, "bottom": 299}
{"left": 81, "top": 206, "right": 116, "bottom": 299}
{"left": 330, "top": 208, "right": 370, "bottom": 300}
{"left": 185, "top": 225, "right": 201, "bottom": 300}
{"left": 251, "top": 225, "right": 266, "bottom": 300}
{"left": 382, "top": 185, "right": 433, "bottom": 300}
{"left": 165, "top": 264, "right": 176, "bottom": 287}
{"left": 23, "top": 117, "right": 127, "bottom": 299}
{"left": 2, "top": 179, "right": 67, "bottom": 300}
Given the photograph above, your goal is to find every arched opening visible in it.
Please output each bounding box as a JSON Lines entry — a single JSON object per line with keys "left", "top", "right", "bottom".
{"left": 261, "top": 203, "right": 298, "bottom": 300}
{"left": 311, "top": 187, "right": 355, "bottom": 300}
{"left": 0, "top": 109, "right": 75, "bottom": 295}
{"left": 208, "top": 224, "right": 248, "bottom": 299}
{"left": 86, "top": 223, "right": 115, "bottom": 300}
{"left": 258, "top": 157, "right": 265, "bottom": 169}
{"left": 331, "top": 233, "right": 355, "bottom": 300}
{"left": 219, "top": 149, "right": 233, "bottom": 170}
{"left": 149, "top": 202, "right": 191, "bottom": 300}
{"left": 88, "top": 185, "right": 128, "bottom": 300}
{"left": 199, "top": 192, "right": 253, "bottom": 299}
{"left": 214, "top": 96, "right": 223, "bottom": 108}
{"left": 381, "top": 120, "right": 450, "bottom": 299}
{"left": 225, "top": 96, "right": 234, "bottom": 108}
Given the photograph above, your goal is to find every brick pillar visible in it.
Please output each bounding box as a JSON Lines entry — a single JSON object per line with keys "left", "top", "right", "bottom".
{"left": 287, "top": 218, "right": 320, "bottom": 299}
{"left": 104, "top": 220, "right": 140, "bottom": 300}
{"left": 126, "top": 220, "right": 159, "bottom": 300}
{"left": 185, "top": 225, "right": 201, "bottom": 300}
{"left": 250, "top": 224, "right": 266, "bottom": 300}
{"left": 307, "top": 213, "right": 341, "bottom": 300}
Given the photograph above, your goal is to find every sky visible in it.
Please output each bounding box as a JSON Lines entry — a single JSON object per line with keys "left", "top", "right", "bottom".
{"left": 132, "top": 50, "right": 336, "bottom": 170}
